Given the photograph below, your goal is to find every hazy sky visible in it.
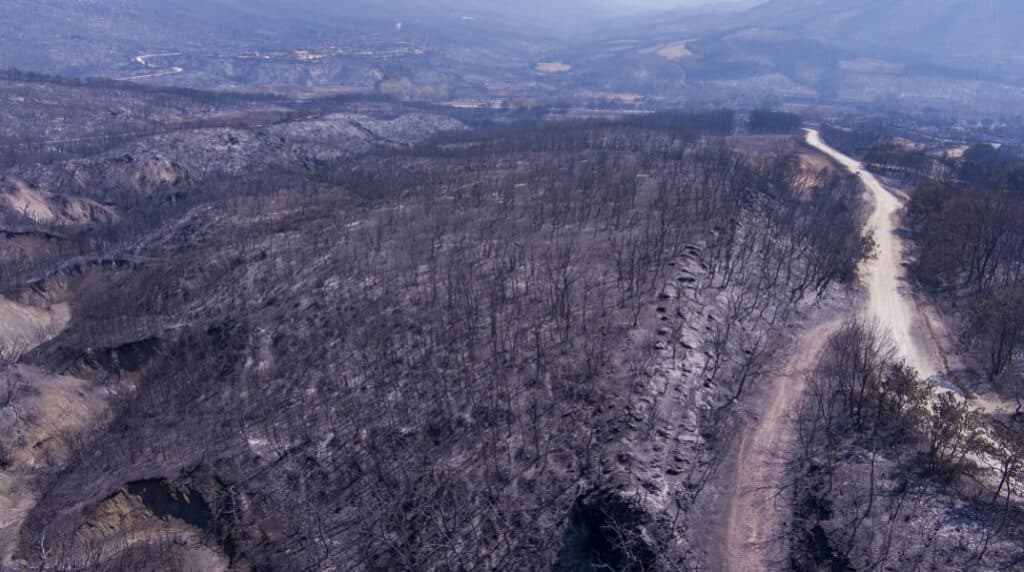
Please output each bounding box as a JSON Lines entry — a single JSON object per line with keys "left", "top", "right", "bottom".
{"left": 604, "top": 0, "right": 738, "bottom": 8}
{"left": 596, "top": 0, "right": 753, "bottom": 16}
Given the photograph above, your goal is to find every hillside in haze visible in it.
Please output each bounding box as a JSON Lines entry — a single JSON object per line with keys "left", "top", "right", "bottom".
{"left": 0, "top": 0, "right": 569, "bottom": 82}
{"left": 4, "top": 0, "right": 1023, "bottom": 113}
{"left": 555, "top": 0, "right": 1024, "bottom": 113}
{"left": 739, "top": 0, "right": 1024, "bottom": 65}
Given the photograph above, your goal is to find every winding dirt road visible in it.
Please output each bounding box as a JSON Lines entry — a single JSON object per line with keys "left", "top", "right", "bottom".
{"left": 806, "top": 129, "right": 940, "bottom": 380}
{"left": 721, "top": 129, "right": 944, "bottom": 571}
{"left": 123, "top": 53, "right": 184, "bottom": 81}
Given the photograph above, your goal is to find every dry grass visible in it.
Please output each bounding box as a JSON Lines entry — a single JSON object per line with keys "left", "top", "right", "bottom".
{"left": 727, "top": 136, "right": 837, "bottom": 195}
{"left": 656, "top": 41, "right": 692, "bottom": 60}
{"left": 798, "top": 151, "right": 834, "bottom": 176}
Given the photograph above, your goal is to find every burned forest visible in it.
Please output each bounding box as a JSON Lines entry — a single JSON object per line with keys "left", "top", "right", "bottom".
{"left": 0, "top": 73, "right": 877, "bottom": 570}
{"left": 4, "top": 1, "right": 1024, "bottom": 571}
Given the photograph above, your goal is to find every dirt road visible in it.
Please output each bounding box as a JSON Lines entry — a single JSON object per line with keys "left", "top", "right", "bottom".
{"left": 124, "top": 53, "right": 184, "bottom": 80}
{"left": 805, "top": 129, "right": 939, "bottom": 380}
{"left": 723, "top": 316, "right": 845, "bottom": 570}
{"left": 721, "top": 129, "right": 943, "bottom": 571}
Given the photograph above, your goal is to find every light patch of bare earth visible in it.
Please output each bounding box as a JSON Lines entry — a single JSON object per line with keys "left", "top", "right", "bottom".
{"left": 76, "top": 486, "right": 228, "bottom": 571}
{"left": 0, "top": 283, "right": 222, "bottom": 571}
{"left": 0, "top": 365, "right": 112, "bottom": 564}
{"left": 1, "top": 177, "right": 117, "bottom": 225}
{"left": 535, "top": 62, "right": 572, "bottom": 73}
{"left": 601, "top": 92, "right": 645, "bottom": 104}
{"left": 797, "top": 151, "right": 833, "bottom": 176}
{"left": 0, "top": 296, "right": 82, "bottom": 567}
{"left": 656, "top": 41, "right": 692, "bottom": 60}
{"left": 0, "top": 298, "right": 227, "bottom": 571}
{"left": 729, "top": 136, "right": 834, "bottom": 195}
{"left": 941, "top": 145, "right": 971, "bottom": 159}
{"left": 839, "top": 57, "right": 905, "bottom": 75}
{"left": 2, "top": 180, "right": 54, "bottom": 223}
{"left": 0, "top": 296, "right": 69, "bottom": 355}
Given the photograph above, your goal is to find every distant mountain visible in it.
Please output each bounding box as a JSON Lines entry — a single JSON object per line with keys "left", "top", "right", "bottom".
{"left": 2, "top": 0, "right": 1022, "bottom": 113}
{"left": 0, "top": 0, "right": 567, "bottom": 90}
{"left": 539, "top": 0, "right": 1024, "bottom": 113}
{"left": 0, "top": 1, "right": 753, "bottom": 80}
{"left": 734, "top": 0, "right": 1024, "bottom": 67}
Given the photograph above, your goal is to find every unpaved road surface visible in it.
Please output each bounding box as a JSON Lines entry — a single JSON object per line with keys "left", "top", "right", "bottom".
{"left": 806, "top": 129, "right": 939, "bottom": 379}
{"left": 722, "top": 129, "right": 944, "bottom": 571}
{"left": 724, "top": 316, "right": 845, "bottom": 571}
{"left": 124, "top": 53, "right": 184, "bottom": 80}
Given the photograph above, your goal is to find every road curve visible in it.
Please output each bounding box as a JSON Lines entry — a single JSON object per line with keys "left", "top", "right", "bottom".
{"left": 805, "top": 129, "right": 939, "bottom": 379}
{"left": 722, "top": 129, "right": 944, "bottom": 571}
{"left": 123, "top": 53, "right": 185, "bottom": 81}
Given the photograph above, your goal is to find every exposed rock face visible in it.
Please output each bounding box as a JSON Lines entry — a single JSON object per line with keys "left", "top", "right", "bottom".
{"left": 0, "top": 177, "right": 116, "bottom": 225}
{"left": 75, "top": 478, "right": 233, "bottom": 571}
